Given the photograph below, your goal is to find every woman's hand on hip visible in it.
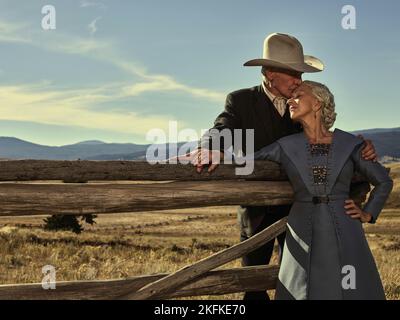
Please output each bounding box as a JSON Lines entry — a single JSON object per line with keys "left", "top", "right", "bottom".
{"left": 344, "top": 199, "right": 372, "bottom": 223}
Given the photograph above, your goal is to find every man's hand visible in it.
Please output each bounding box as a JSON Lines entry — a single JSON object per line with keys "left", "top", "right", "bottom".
{"left": 357, "top": 134, "right": 378, "bottom": 162}
{"left": 169, "top": 148, "right": 224, "bottom": 173}
{"left": 192, "top": 149, "right": 224, "bottom": 173}
{"left": 344, "top": 199, "right": 372, "bottom": 223}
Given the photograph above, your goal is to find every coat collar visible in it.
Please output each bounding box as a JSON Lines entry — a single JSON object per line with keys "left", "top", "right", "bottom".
{"left": 277, "top": 131, "right": 314, "bottom": 194}
{"left": 326, "top": 129, "right": 364, "bottom": 194}
{"left": 277, "top": 129, "right": 364, "bottom": 195}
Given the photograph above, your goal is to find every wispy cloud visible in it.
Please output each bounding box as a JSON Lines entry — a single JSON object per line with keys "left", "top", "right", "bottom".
{"left": 121, "top": 77, "right": 225, "bottom": 102}
{"left": 88, "top": 16, "right": 102, "bottom": 35}
{"left": 50, "top": 38, "right": 226, "bottom": 102}
{"left": 107, "top": 57, "right": 226, "bottom": 102}
{"left": 0, "top": 20, "right": 31, "bottom": 44}
{"left": 55, "top": 37, "right": 111, "bottom": 55}
{"left": 80, "top": 1, "right": 107, "bottom": 10}
{"left": 0, "top": 83, "right": 177, "bottom": 135}
{"left": 0, "top": 18, "right": 225, "bottom": 103}
{"left": 0, "top": 18, "right": 225, "bottom": 134}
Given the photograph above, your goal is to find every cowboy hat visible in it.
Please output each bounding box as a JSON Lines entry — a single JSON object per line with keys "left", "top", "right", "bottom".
{"left": 244, "top": 33, "right": 324, "bottom": 73}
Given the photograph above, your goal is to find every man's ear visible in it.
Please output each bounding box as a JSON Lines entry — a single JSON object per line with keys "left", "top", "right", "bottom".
{"left": 266, "top": 70, "right": 275, "bottom": 82}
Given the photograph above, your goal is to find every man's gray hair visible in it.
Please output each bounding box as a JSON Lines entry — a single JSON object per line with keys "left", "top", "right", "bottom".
{"left": 261, "top": 66, "right": 268, "bottom": 76}
{"left": 303, "top": 80, "right": 337, "bottom": 129}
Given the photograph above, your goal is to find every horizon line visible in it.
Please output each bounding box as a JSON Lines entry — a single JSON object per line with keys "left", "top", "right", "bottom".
{"left": 0, "top": 125, "right": 399, "bottom": 147}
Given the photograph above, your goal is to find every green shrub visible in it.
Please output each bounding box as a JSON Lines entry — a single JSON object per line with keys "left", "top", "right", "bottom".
{"left": 43, "top": 214, "right": 97, "bottom": 234}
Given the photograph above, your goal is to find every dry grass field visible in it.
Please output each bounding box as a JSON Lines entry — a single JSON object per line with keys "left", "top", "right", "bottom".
{"left": 0, "top": 163, "right": 399, "bottom": 300}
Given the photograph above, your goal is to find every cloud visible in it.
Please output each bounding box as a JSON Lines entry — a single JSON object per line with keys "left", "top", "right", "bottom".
{"left": 0, "top": 18, "right": 225, "bottom": 103}
{"left": 88, "top": 16, "right": 102, "bottom": 35}
{"left": 55, "top": 37, "right": 111, "bottom": 55}
{"left": 110, "top": 59, "right": 226, "bottom": 102}
{"left": 0, "top": 18, "right": 226, "bottom": 134}
{"left": 0, "top": 83, "right": 179, "bottom": 136}
{"left": 0, "top": 20, "right": 31, "bottom": 44}
{"left": 121, "top": 78, "right": 225, "bottom": 102}
{"left": 80, "top": 1, "right": 107, "bottom": 10}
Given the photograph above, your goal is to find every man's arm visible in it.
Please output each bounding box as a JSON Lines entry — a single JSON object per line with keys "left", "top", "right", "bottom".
{"left": 199, "top": 93, "right": 242, "bottom": 152}
{"left": 188, "top": 93, "right": 244, "bottom": 173}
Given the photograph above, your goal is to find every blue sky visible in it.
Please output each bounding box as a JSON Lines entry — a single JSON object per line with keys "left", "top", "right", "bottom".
{"left": 0, "top": 0, "right": 399, "bottom": 145}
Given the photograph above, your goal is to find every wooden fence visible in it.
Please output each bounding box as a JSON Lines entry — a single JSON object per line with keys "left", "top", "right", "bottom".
{"left": 0, "top": 160, "right": 368, "bottom": 299}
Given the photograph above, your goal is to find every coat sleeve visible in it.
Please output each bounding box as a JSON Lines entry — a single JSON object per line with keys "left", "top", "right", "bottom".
{"left": 199, "top": 93, "right": 242, "bottom": 153}
{"left": 248, "top": 141, "right": 282, "bottom": 163}
{"left": 351, "top": 144, "right": 394, "bottom": 224}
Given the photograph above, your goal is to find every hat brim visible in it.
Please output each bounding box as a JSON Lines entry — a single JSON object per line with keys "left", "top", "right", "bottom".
{"left": 243, "top": 55, "right": 324, "bottom": 73}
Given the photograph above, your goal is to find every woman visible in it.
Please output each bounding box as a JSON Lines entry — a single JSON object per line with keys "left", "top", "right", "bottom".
{"left": 251, "top": 81, "right": 393, "bottom": 300}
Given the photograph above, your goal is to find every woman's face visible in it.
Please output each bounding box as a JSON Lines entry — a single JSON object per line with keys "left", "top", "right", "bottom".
{"left": 287, "top": 83, "right": 320, "bottom": 122}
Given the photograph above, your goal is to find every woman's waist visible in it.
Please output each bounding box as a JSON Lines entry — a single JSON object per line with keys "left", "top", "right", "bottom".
{"left": 294, "top": 194, "right": 348, "bottom": 204}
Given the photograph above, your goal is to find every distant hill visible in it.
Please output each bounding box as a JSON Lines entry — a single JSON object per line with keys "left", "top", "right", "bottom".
{"left": 0, "top": 137, "right": 148, "bottom": 160}
{"left": 74, "top": 140, "right": 106, "bottom": 145}
{"left": 0, "top": 127, "right": 398, "bottom": 160}
{"left": 352, "top": 127, "right": 400, "bottom": 135}
{"left": 351, "top": 127, "right": 400, "bottom": 159}
{"left": 83, "top": 142, "right": 198, "bottom": 160}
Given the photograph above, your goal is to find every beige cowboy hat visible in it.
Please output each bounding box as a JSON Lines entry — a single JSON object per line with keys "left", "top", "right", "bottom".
{"left": 244, "top": 33, "right": 324, "bottom": 73}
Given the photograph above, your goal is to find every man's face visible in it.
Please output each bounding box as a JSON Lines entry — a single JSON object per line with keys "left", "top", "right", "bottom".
{"left": 267, "top": 69, "right": 303, "bottom": 99}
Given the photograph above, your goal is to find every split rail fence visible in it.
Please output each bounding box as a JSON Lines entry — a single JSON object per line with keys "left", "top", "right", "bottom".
{"left": 0, "top": 160, "right": 368, "bottom": 299}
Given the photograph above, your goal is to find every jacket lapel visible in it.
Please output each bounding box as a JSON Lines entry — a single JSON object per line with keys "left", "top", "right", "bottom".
{"left": 326, "top": 129, "right": 364, "bottom": 194}
{"left": 277, "top": 132, "right": 315, "bottom": 195}
{"left": 278, "top": 129, "right": 364, "bottom": 196}
{"left": 252, "top": 85, "right": 275, "bottom": 141}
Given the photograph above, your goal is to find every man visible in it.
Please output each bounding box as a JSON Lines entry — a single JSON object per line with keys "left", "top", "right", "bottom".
{"left": 190, "top": 33, "right": 376, "bottom": 300}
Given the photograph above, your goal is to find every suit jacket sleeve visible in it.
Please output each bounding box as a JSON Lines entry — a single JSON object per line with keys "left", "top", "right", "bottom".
{"left": 199, "top": 93, "right": 242, "bottom": 153}
{"left": 351, "top": 144, "right": 394, "bottom": 224}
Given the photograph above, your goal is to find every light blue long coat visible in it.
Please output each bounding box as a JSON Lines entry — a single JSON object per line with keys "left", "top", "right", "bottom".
{"left": 253, "top": 129, "right": 393, "bottom": 300}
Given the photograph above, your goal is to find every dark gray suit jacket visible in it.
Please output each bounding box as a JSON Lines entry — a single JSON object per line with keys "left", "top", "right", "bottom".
{"left": 200, "top": 85, "right": 301, "bottom": 155}
{"left": 200, "top": 85, "right": 301, "bottom": 238}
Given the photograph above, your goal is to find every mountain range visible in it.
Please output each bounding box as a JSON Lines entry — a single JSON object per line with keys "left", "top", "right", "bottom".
{"left": 0, "top": 127, "right": 399, "bottom": 161}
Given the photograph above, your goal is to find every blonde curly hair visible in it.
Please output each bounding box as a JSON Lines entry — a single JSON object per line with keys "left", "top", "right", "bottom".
{"left": 303, "top": 80, "right": 337, "bottom": 130}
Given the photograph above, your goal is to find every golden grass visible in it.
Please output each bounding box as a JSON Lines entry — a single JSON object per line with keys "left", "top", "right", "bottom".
{"left": 0, "top": 204, "right": 398, "bottom": 300}
{"left": 0, "top": 207, "right": 245, "bottom": 299}
{"left": 387, "top": 163, "right": 400, "bottom": 208}
{"left": 0, "top": 164, "right": 399, "bottom": 300}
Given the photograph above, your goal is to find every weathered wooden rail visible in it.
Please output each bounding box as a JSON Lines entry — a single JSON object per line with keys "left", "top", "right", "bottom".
{"left": 0, "top": 181, "right": 294, "bottom": 216}
{"left": 0, "top": 160, "right": 368, "bottom": 299}
{"left": 0, "top": 159, "right": 287, "bottom": 182}
{"left": 0, "top": 265, "right": 280, "bottom": 300}
{"left": 0, "top": 160, "right": 294, "bottom": 216}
